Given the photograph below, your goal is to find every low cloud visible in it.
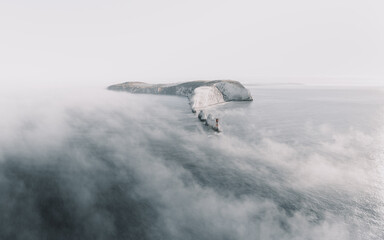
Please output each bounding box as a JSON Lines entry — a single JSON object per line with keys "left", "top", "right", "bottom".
{"left": 0, "top": 86, "right": 380, "bottom": 239}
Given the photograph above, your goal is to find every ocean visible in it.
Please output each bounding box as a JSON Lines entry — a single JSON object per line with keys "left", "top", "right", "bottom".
{"left": 0, "top": 85, "right": 383, "bottom": 239}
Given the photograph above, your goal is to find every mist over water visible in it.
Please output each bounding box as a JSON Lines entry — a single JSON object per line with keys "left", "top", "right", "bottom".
{"left": 1, "top": 85, "right": 384, "bottom": 239}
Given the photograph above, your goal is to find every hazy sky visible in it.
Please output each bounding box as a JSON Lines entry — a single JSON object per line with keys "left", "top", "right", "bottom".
{"left": 1, "top": 0, "right": 384, "bottom": 86}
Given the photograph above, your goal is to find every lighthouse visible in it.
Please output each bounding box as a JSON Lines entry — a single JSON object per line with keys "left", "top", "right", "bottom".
{"left": 213, "top": 118, "right": 220, "bottom": 132}
{"left": 204, "top": 114, "right": 221, "bottom": 132}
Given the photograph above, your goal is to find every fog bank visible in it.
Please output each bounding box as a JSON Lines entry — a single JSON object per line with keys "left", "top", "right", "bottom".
{"left": 0, "top": 86, "right": 383, "bottom": 239}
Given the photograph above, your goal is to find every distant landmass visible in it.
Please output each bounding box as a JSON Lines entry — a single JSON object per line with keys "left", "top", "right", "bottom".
{"left": 107, "top": 80, "right": 253, "bottom": 113}
{"left": 108, "top": 80, "right": 252, "bottom": 132}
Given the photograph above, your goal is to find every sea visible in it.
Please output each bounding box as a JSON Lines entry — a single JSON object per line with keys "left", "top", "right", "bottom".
{"left": 0, "top": 84, "right": 383, "bottom": 239}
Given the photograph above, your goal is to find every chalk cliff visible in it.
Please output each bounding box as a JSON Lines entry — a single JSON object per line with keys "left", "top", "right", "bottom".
{"left": 108, "top": 80, "right": 253, "bottom": 112}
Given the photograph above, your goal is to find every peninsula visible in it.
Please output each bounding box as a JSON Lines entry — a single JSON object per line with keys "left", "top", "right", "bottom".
{"left": 107, "top": 80, "right": 253, "bottom": 113}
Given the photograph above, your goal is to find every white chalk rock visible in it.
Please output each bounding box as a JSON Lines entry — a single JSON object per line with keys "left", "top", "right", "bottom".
{"left": 190, "top": 86, "right": 225, "bottom": 112}
{"left": 214, "top": 81, "right": 253, "bottom": 101}
{"left": 198, "top": 110, "right": 207, "bottom": 121}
